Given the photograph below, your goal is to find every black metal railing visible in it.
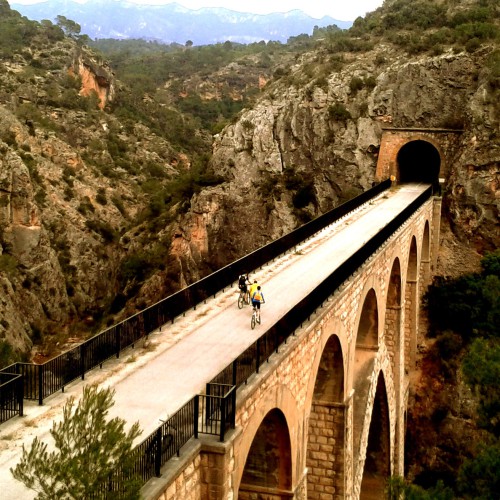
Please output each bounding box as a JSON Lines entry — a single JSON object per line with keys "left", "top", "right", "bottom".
{"left": 0, "top": 179, "right": 391, "bottom": 418}
{"left": 0, "top": 371, "right": 23, "bottom": 424}
{"left": 208, "top": 184, "right": 434, "bottom": 392}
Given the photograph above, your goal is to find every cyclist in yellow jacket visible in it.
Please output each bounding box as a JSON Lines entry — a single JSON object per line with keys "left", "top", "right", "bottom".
{"left": 249, "top": 280, "right": 259, "bottom": 299}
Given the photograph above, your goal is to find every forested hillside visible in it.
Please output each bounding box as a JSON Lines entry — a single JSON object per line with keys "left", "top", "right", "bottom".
{"left": 0, "top": 2, "right": 499, "bottom": 494}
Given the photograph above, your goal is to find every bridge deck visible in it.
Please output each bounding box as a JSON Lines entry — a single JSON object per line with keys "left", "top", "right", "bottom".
{"left": 0, "top": 183, "right": 430, "bottom": 499}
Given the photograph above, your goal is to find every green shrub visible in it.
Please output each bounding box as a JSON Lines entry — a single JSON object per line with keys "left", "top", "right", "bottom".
{"left": 328, "top": 103, "right": 352, "bottom": 122}
{"left": 111, "top": 196, "right": 126, "bottom": 217}
{"left": 0, "top": 254, "right": 18, "bottom": 277}
{"left": 96, "top": 188, "right": 107, "bottom": 205}
{"left": 0, "top": 340, "right": 15, "bottom": 368}
{"left": 85, "top": 220, "right": 117, "bottom": 243}
{"left": 349, "top": 76, "right": 364, "bottom": 94}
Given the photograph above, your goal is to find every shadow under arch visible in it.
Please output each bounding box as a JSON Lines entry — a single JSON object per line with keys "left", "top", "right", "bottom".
{"left": 239, "top": 408, "right": 292, "bottom": 498}
{"left": 353, "top": 288, "right": 380, "bottom": 488}
{"left": 420, "top": 220, "right": 431, "bottom": 286}
{"left": 384, "top": 258, "right": 402, "bottom": 374}
{"left": 397, "top": 140, "right": 441, "bottom": 184}
{"left": 307, "top": 334, "right": 345, "bottom": 498}
{"left": 404, "top": 236, "right": 418, "bottom": 374}
{"left": 357, "top": 289, "right": 379, "bottom": 348}
{"left": 360, "top": 372, "right": 391, "bottom": 500}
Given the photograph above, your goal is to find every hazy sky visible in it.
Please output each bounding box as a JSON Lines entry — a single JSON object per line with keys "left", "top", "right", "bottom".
{"left": 11, "top": 0, "right": 386, "bottom": 21}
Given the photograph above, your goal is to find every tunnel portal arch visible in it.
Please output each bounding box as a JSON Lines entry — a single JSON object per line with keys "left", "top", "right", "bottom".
{"left": 397, "top": 140, "right": 441, "bottom": 184}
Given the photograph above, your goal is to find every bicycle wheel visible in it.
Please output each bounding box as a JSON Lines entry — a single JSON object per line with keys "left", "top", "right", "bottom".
{"left": 238, "top": 294, "right": 244, "bottom": 309}
{"left": 251, "top": 312, "right": 256, "bottom": 329}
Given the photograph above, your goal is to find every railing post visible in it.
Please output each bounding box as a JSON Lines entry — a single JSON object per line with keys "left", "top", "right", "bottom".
{"left": 232, "top": 360, "right": 237, "bottom": 386}
{"left": 230, "top": 387, "right": 236, "bottom": 429}
{"left": 256, "top": 338, "right": 260, "bottom": 373}
{"left": 80, "top": 343, "right": 86, "bottom": 380}
{"left": 18, "top": 375, "right": 24, "bottom": 417}
{"left": 115, "top": 326, "right": 120, "bottom": 359}
{"left": 154, "top": 428, "right": 162, "bottom": 477}
{"left": 205, "top": 383, "right": 211, "bottom": 426}
{"left": 38, "top": 365, "right": 43, "bottom": 406}
{"left": 194, "top": 395, "right": 199, "bottom": 439}
{"left": 219, "top": 396, "right": 226, "bottom": 442}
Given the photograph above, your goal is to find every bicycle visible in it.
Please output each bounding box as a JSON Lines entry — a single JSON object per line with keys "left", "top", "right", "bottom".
{"left": 251, "top": 302, "right": 264, "bottom": 329}
{"left": 238, "top": 288, "right": 250, "bottom": 309}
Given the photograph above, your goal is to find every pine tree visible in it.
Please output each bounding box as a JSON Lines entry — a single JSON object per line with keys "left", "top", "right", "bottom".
{"left": 11, "top": 385, "right": 142, "bottom": 499}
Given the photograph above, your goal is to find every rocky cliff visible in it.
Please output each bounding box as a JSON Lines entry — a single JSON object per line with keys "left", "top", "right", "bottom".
{"left": 174, "top": 43, "right": 498, "bottom": 277}
{"left": 0, "top": 0, "right": 498, "bottom": 366}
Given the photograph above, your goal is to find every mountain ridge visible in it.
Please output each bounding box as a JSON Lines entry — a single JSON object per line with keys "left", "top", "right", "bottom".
{"left": 10, "top": 0, "right": 352, "bottom": 45}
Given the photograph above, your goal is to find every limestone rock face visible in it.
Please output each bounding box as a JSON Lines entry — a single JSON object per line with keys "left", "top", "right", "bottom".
{"left": 0, "top": 143, "right": 69, "bottom": 351}
{"left": 71, "top": 52, "right": 115, "bottom": 109}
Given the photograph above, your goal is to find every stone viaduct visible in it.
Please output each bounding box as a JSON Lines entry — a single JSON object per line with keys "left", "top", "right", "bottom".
{"left": 143, "top": 129, "right": 457, "bottom": 500}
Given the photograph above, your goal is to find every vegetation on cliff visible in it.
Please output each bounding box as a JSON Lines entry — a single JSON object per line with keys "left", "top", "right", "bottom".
{"left": 403, "top": 250, "right": 500, "bottom": 497}
{"left": 11, "top": 385, "right": 142, "bottom": 498}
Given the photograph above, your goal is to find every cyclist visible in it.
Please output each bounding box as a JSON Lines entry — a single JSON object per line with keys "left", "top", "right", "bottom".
{"left": 249, "top": 280, "right": 259, "bottom": 299}
{"left": 238, "top": 273, "right": 251, "bottom": 302}
{"left": 251, "top": 285, "right": 265, "bottom": 320}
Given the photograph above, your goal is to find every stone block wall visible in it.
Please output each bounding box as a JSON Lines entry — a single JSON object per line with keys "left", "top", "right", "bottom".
{"left": 307, "top": 403, "right": 345, "bottom": 499}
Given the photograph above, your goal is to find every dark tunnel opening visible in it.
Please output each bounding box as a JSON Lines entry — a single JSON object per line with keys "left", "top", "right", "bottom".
{"left": 397, "top": 140, "right": 441, "bottom": 184}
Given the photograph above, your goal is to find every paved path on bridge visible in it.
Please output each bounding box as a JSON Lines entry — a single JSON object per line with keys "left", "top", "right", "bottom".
{"left": 0, "top": 183, "right": 429, "bottom": 499}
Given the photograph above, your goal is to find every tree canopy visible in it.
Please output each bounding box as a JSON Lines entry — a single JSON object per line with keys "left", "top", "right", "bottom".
{"left": 11, "top": 385, "right": 142, "bottom": 499}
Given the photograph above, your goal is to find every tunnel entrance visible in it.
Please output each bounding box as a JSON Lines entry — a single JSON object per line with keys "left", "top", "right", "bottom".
{"left": 397, "top": 140, "right": 440, "bottom": 183}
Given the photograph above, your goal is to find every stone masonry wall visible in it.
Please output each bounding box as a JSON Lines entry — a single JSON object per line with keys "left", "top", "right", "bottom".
{"left": 233, "top": 197, "right": 437, "bottom": 499}
{"left": 155, "top": 455, "right": 202, "bottom": 500}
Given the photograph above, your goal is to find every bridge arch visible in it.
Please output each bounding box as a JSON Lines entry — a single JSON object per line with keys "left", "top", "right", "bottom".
{"left": 239, "top": 408, "right": 293, "bottom": 498}
{"left": 359, "top": 371, "right": 391, "bottom": 499}
{"left": 397, "top": 140, "right": 441, "bottom": 184}
{"left": 307, "top": 334, "right": 345, "bottom": 498}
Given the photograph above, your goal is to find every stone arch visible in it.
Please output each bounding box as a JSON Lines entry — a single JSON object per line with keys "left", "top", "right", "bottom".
{"left": 397, "top": 140, "right": 441, "bottom": 184}
{"left": 307, "top": 334, "right": 345, "bottom": 498}
{"left": 239, "top": 408, "right": 293, "bottom": 498}
{"left": 356, "top": 289, "right": 379, "bottom": 348}
{"left": 360, "top": 372, "right": 391, "bottom": 500}
{"left": 404, "top": 236, "right": 418, "bottom": 373}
